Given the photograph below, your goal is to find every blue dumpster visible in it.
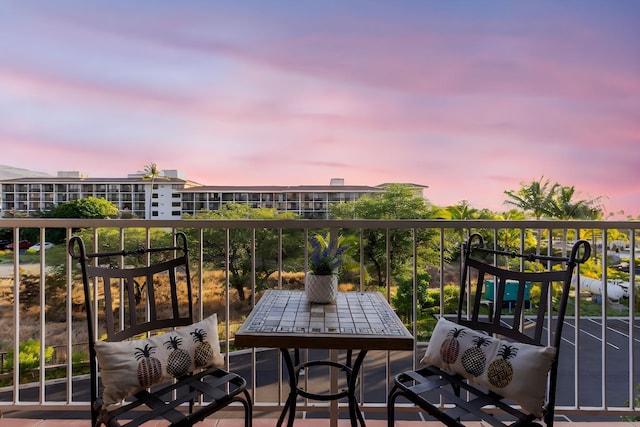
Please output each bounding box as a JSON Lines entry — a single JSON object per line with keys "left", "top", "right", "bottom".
{"left": 484, "top": 279, "right": 531, "bottom": 310}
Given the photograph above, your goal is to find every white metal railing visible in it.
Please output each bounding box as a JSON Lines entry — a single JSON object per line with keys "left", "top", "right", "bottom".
{"left": 0, "top": 218, "right": 638, "bottom": 421}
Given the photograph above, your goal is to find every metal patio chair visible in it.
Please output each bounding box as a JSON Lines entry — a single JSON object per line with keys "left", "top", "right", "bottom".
{"left": 69, "top": 232, "right": 252, "bottom": 427}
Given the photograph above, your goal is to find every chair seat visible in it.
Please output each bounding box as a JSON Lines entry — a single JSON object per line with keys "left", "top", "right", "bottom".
{"left": 97, "top": 366, "right": 249, "bottom": 427}
{"left": 393, "top": 366, "right": 538, "bottom": 427}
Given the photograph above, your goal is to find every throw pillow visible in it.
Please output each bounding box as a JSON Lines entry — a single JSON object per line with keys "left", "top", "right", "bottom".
{"left": 421, "top": 317, "right": 556, "bottom": 418}
{"left": 94, "top": 313, "right": 224, "bottom": 407}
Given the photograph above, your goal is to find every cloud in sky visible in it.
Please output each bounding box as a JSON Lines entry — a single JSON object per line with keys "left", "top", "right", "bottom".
{"left": 1, "top": 0, "right": 639, "bottom": 217}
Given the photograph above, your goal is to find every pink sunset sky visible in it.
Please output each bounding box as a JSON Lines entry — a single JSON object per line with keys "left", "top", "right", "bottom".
{"left": 1, "top": 1, "right": 639, "bottom": 218}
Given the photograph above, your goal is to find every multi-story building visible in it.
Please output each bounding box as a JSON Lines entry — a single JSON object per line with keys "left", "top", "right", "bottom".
{"left": 0, "top": 171, "right": 426, "bottom": 219}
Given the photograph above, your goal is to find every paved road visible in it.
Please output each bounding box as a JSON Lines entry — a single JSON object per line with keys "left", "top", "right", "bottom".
{"left": 0, "top": 262, "right": 45, "bottom": 277}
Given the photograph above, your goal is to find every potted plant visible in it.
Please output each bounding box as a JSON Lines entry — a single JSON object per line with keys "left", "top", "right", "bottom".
{"left": 306, "top": 233, "right": 349, "bottom": 303}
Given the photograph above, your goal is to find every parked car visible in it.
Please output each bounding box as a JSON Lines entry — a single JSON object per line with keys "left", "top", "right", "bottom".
{"left": 0, "top": 239, "right": 9, "bottom": 249}
{"left": 29, "top": 242, "right": 54, "bottom": 251}
{"left": 6, "top": 240, "right": 32, "bottom": 250}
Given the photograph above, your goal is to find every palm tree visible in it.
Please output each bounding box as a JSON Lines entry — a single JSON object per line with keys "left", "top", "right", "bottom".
{"left": 142, "top": 163, "right": 162, "bottom": 213}
{"left": 446, "top": 200, "right": 479, "bottom": 220}
{"left": 143, "top": 162, "right": 160, "bottom": 182}
{"left": 504, "top": 177, "right": 559, "bottom": 254}
{"left": 503, "top": 176, "right": 559, "bottom": 220}
{"left": 548, "top": 186, "right": 600, "bottom": 220}
{"left": 444, "top": 201, "right": 479, "bottom": 247}
{"left": 548, "top": 185, "right": 605, "bottom": 255}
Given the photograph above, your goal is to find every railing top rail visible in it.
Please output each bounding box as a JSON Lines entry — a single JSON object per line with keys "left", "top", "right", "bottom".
{"left": 0, "top": 218, "right": 638, "bottom": 230}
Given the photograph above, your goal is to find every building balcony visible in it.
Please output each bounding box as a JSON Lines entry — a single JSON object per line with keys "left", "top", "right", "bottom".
{"left": 0, "top": 218, "right": 638, "bottom": 425}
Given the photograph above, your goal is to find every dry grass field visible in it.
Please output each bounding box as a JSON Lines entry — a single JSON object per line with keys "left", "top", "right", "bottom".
{"left": 0, "top": 269, "right": 322, "bottom": 354}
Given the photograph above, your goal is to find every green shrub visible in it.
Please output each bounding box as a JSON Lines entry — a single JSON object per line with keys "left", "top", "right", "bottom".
{"left": 392, "top": 270, "right": 431, "bottom": 318}
{"left": 622, "top": 384, "right": 640, "bottom": 421}
{"left": 422, "top": 284, "right": 460, "bottom": 315}
{"left": 3, "top": 339, "right": 54, "bottom": 373}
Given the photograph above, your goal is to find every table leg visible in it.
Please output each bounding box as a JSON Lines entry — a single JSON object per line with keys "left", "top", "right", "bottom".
{"left": 323, "top": 349, "right": 368, "bottom": 427}
{"left": 347, "top": 349, "right": 367, "bottom": 427}
{"left": 277, "top": 348, "right": 368, "bottom": 427}
{"left": 278, "top": 348, "right": 297, "bottom": 427}
{"left": 330, "top": 349, "right": 338, "bottom": 427}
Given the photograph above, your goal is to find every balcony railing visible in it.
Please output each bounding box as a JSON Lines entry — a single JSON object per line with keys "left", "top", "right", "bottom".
{"left": 0, "top": 218, "right": 638, "bottom": 422}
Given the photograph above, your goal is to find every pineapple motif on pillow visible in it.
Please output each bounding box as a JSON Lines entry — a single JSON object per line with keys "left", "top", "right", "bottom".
{"left": 191, "top": 328, "right": 215, "bottom": 367}
{"left": 439, "top": 327, "right": 465, "bottom": 364}
{"left": 165, "top": 336, "right": 192, "bottom": 378}
{"left": 135, "top": 343, "right": 163, "bottom": 388}
{"left": 461, "top": 336, "right": 492, "bottom": 377}
{"left": 488, "top": 344, "right": 517, "bottom": 388}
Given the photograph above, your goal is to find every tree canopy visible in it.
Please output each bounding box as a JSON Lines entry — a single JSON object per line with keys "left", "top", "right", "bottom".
{"left": 504, "top": 176, "right": 603, "bottom": 220}
{"left": 46, "top": 196, "right": 119, "bottom": 219}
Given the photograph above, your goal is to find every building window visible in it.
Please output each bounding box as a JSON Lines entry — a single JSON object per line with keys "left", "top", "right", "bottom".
{"left": 172, "top": 211, "right": 181, "bottom": 216}
{"left": 152, "top": 211, "right": 159, "bottom": 217}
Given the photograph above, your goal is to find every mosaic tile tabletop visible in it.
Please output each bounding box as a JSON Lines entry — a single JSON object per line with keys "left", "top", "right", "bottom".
{"left": 235, "top": 290, "right": 414, "bottom": 351}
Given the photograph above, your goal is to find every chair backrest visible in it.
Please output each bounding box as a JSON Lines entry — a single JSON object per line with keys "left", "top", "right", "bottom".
{"left": 456, "top": 233, "right": 590, "bottom": 422}
{"left": 457, "top": 233, "right": 590, "bottom": 346}
{"left": 68, "top": 232, "right": 194, "bottom": 406}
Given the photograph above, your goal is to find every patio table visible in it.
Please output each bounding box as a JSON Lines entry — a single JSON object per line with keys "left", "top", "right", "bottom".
{"left": 234, "top": 289, "right": 414, "bottom": 427}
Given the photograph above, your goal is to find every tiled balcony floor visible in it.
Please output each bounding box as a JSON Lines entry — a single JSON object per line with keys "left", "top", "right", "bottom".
{"left": 0, "top": 417, "right": 637, "bottom": 427}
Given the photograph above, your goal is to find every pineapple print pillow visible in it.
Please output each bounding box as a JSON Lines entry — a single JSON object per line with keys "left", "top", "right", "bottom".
{"left": 421, "top": 318, "right": 557, "bottom": 418}
{"left": 94, "top": 313, "right": 225, "bottom": 407}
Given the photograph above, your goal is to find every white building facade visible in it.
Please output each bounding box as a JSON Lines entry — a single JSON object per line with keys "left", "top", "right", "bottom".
{"left": 0, "top": 170, "right": 425, "bottom": 219}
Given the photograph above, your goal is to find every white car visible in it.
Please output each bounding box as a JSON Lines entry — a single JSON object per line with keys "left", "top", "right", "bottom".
{"left": 29, "top": 242, "right": 54, "bottom": 251}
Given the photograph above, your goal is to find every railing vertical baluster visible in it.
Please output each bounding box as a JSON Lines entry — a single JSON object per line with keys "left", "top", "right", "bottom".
{"left": 574, "top": 226, "right": 582, "bottom": 410}
{"left": 602, "top": 231, "right": 609, "bottom": 411}
{"left": 39, "top": 227, "right": 46, "bottom": 404}
{"left": 66, "top": 226, "right": 74, "bottom": 404}
{"left": 12, "top": 226, "right": 20, "bottom": 405}
{"left": 629, "top": 229, "right": 637, "bottom": 413}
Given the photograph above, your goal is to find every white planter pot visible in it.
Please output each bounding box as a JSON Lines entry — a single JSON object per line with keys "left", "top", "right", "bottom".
{"left": 305, "top": 273, "right": 338, "bottom": 304}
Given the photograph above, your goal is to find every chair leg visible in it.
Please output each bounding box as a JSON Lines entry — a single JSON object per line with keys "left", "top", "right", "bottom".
{"left": 387, "top": 385, "right": 400, "bottom": 427}
{"left": 242, "top": 389, "right": 252, "bottom": 427}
